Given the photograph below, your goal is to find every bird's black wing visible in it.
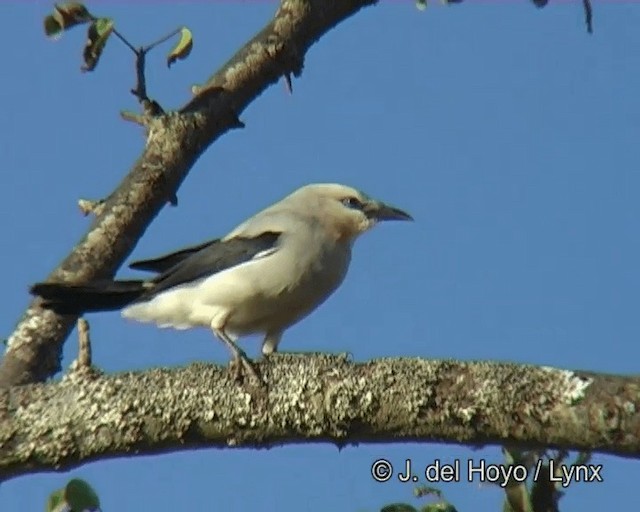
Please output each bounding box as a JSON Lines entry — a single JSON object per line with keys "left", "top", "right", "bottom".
{"left": 129, "top": 238, "right": 221, "bottom": 273}
{"left": 140, "top": 231, "right": 282, "bottom": 299}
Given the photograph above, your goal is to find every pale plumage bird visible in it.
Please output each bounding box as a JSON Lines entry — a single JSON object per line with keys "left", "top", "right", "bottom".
{"left": 31, "top": 183, "right": 413, "bottom": 381}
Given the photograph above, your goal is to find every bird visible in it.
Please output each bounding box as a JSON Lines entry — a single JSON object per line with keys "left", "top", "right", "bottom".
{"left": 30, "top": 183, "right": 413, "bottom": 382}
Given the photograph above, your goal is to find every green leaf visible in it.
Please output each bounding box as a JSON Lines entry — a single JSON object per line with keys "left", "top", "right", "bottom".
{"left": 167, "top": 27, "right": 193, "bottom": 68}
{"left": 44, "top": 16, "right": 63, "bottom": 38}
{"left": 44, "top": 2, "right": 93, "bottom": 38}
{"left": 381, "top": 504, "right": 418, "bottom": 512}
{"left": 414, "top": 485, "right": 443, "bottom": 499}
{"left": 421, "top": 503, "right": 458, "bottom": 512}
{"left": 82, "top": 18, "right": 114, "bottom": 72}
{"left": 65, "top": 478, "right": 100, "bottom": 511}
{"left": 46, "top": 488, "right": 67, "bottom": 512}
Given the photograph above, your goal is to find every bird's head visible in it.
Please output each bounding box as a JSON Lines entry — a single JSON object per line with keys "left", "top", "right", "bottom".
{"left": 290, "top": 183, "right": 413, "bottom": 242}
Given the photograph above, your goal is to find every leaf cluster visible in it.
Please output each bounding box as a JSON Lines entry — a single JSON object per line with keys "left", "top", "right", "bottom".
{"left": 44, "top": 2, "right": 193, "bottom": 72}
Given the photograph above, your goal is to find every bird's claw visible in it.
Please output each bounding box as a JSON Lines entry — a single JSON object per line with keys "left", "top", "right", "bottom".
{"left": 228, "top": 352, "right": 264, "bottom": 387}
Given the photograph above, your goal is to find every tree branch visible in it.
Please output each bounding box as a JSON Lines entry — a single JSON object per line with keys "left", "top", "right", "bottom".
{"left": 0, "top": 0, "right": 377, "bottom": 388}
{"left": 1, "top": 354, "right": 639, "bottom": 481}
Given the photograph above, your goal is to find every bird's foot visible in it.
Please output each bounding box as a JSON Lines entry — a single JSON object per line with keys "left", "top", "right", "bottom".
{"left": 228, "top": 350, "right": 264, "bottom": 387}
{"left": 214, "top": 327, "right": 265, "bottom": 387}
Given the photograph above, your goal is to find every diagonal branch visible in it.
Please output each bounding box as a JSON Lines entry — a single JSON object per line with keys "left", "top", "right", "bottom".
{"left": 1, "top": 354, "right": 639, "bottom": 481}
{"left": 0, "top": 0, "right": 377, "bottom": 388}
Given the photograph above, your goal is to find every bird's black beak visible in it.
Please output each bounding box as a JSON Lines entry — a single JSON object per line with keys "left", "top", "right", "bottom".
{"left": 366, "top": 201, "right": 414, "bottom": 221}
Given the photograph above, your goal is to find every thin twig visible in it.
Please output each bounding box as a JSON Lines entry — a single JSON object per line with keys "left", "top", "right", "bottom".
{"left": 131, "top": 49, "right": 147, "bottom": 102}
{"left": 284, "top": 73, "right": 293, "bottom": 94}
{"left": 127, "top": 29, "right": 177, "bottom": 114}
{"left": 114, "top": 26, "right": 181, "bottom": 112}
{"left": 107, "top": 24, "right": 155, "bottom": 109}
{"left": 112, "top": 28, "right": 138, "bottom": 55}
{"left": 120, "top": 110, "right": 146, "bottom": 126}
{"left": 583, "top": 0, "right": 593, "bottom": 34}
{"left": 76, "top": 318, "right": 92, "bottom": 369}
{"left": 143, "top": 27, "right": 182, "bottom": 53}
{"left": 78, "top": 198, "right": 106, "bottom": 217}
{"left": 91, "top": 21, "right": 153, "bottom": 107}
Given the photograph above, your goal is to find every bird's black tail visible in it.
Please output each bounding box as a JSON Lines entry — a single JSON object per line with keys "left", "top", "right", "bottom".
{"left": 30, "top": 280, "right": 147, "bottom": 315}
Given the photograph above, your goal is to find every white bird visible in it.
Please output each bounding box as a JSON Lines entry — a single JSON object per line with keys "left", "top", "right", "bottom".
{"left": 31, "top": 183, "right": 413, "bottom": 382}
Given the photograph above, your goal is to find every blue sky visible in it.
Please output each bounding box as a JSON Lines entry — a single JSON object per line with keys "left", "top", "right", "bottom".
{"left": 1, "top": 0, "right": 639, "bottom": 510}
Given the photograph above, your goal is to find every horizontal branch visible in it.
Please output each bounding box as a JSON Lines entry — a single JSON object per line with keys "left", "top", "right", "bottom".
{"left": 0, "top": 0, "right": 376, "bottom": 388}
{"left": 1, "top": 354, "right": 639, "bottom": 480}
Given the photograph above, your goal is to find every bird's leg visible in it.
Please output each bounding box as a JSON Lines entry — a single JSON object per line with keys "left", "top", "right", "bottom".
{"left": 213, "top": 328, "right": 262, "bottom": 384}
{"left": 261, "top": 332, "right": 326, "bottom": 360}
{"left": 260, "top": 332, "right": 282, "bottom": 359}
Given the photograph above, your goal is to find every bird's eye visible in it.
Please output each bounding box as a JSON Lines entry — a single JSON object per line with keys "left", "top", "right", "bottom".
{"left": 342, "top": 197, "right": 362, "bottom": 210}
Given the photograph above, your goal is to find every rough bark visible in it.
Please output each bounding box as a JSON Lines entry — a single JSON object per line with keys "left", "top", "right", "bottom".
{"left": 0, "top": 0, "right": 377, "bottom": 388}
{"left": 1, "top": 354, "right": 639, "bottom": 481}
